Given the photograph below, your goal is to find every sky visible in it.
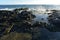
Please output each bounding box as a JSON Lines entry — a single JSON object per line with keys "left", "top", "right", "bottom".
{"left": 0, "top": 0, "right": 60, "bottom": 5}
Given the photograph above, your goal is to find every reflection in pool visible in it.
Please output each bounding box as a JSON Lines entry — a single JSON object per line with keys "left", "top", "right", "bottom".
{"left": 34, "top": 13, "right": 49, "bottom": 23}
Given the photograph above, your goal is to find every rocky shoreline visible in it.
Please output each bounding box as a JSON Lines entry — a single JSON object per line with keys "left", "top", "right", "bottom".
{"left": 0, "top": 8, "right": 60, "bottom": 40}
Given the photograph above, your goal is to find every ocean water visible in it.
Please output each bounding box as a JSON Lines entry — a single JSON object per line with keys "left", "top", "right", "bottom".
{"left": 0, "top": 5, "right": 54, "bottom": 9}
{"left": 0, "top": 5, "right": 60, "bottom": 9}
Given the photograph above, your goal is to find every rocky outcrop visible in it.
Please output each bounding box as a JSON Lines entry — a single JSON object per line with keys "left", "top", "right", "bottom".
{"left": 48, "top": 10, "right": 60, "bottom": 32}
{"left": 1, "top": 8, "right": 60, "bottom": 40}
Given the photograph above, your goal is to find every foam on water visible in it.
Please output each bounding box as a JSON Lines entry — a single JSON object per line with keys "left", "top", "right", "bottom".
{"left": 0, "top": 8, "right": 15, "bottom": 11}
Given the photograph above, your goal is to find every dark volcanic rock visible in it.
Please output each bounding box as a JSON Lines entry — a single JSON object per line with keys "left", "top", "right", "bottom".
{"left": 48, "top": 10, "right": 60, "bottom": 32}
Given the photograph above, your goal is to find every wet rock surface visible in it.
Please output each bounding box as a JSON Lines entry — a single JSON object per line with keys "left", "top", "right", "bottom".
{"left": 48, "top": 10, "right": 60, "bottom": 32}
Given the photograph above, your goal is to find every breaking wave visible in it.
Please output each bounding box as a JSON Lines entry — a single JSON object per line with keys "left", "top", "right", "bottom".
{"left": 0, "top": 8, "right": 15, "bottom": 11}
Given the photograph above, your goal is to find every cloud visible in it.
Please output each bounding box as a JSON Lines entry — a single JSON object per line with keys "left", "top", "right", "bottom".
{"left": 0, "top": 0, "right": 60, "bottom": 5}
{"left": 13, "top": 0, "right": 60, "bottom": 5}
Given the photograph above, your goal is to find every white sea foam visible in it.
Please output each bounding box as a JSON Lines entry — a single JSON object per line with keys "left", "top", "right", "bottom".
{"left": 0, "top": 8, "right": 15, "bottom": 11}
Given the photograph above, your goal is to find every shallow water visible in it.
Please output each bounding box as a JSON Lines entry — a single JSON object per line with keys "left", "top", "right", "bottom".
{"left": 34, "top": 13, "right": 49, "bottom": 23}
{"left": 40, "top": 28, "right": 60, "bottom": 40}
